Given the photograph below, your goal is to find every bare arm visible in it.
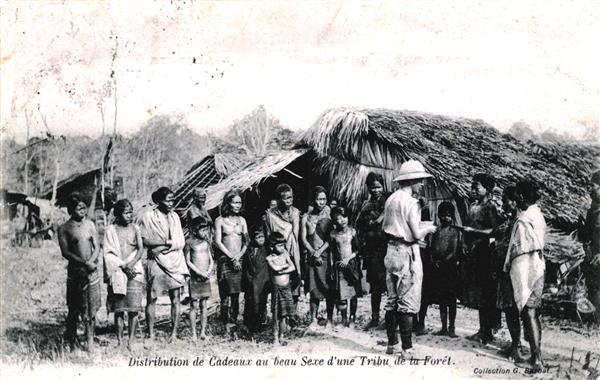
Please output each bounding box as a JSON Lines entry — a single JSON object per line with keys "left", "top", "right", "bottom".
{"left": 58, "top": 225, "right": 87, "bottom": 265}
{"left": 267, "top": 255, "right": 290, "bottom": 272}
{"left": 279, "top": 253, "right": 295, "bottom": 274}
{"left": 142, "top": 236, "right": 171, "bottom": 248}
{"left": 87, "top": 222, "right": 100, "bottom": 267}
{"left": 292, "top": 210, "right": 300, "bottom": 243}
{"left": 124, "top": 227, "right": 144, "bottom": 268}
{"left": 300, "top": 214, "right": 316, "bottom": 254}
{"left": 214, "top": 217, "right": 235, "bottom": 259}
{"left": 207, "top": 249, "right": 214, "bottom": 276}
{"left": 462, "top": 226, "right": 493, "bottom": 236}
{"left": 407, "top": 203, "right": 436, "bottom": 241}
{"left": 315, "top": 241, "right": 329, "bottom": 255}
{"left": 184, "top": 244, "right": 202, "bottom": 276}
{"left": 235, "top": 218, "right": 249, "bottom": 261}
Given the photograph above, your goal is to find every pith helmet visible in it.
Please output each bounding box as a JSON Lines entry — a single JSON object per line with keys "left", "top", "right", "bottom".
{"left": 393, "top": 160, "right": 433, "bottom": 182}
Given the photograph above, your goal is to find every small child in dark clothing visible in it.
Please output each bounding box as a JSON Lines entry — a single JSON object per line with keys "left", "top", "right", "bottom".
{"left": 266, "top": 232, "right": 296, "bottom": 345}
{"left": 242, "top": 227, "right": 271, "bottom": 332}
{"left": 428, "top": 201, "right": 461, "bottom": 337}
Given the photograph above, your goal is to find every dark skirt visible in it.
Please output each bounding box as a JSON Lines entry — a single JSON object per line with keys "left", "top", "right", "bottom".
{"left": 305, "top": 254, "right": 330, "bottom": 300}
{"left": 218, "top": 257, "right": 242, "bottom": 297}
{"left": 107, "top": 279, "right": 144, "bottom": 313}
{"left": 335, "top": 268, "right": 357, "bottom": 301}
{"left": 190, "top": 275, "right": 212, "bottom": 300}
{"left": 460, "top": 241, "right": 496, "bottom": 309}
{"left": 364, "top": 248, "right": 387, "bottom": 294}
{"left": 428, "top": 262, "right": 459, "bottom": 305}
{"left": 67, "top": 267, "right": 102, "bottom": 320}
{"left": 272, "top": 283, "right": 296, "bottom": 318}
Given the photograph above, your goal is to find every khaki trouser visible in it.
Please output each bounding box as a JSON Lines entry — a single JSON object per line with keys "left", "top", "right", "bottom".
{"left": 384, "top": 240, "right": 423, "bottom": 314}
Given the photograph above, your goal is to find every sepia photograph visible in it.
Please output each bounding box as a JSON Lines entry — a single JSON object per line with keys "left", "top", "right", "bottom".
{"left": 0, "top": 1, "right": 598, "bottom": 379}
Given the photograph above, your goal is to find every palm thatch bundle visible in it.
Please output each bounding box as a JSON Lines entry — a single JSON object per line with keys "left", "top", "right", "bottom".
{"left": 203, "top": 149, "right": 307, "bottom": 210}
{"left": 172, "top": 153, "right": 247, "bottom": 214}
{"left": 544, "top": 228, "right": 585, "bottom": 263}
{"left": 299, "top": 108, "right": 599, "bottom": 229}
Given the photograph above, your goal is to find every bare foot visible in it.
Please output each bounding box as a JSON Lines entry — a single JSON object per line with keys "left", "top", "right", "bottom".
{"left": 466, "top": 331, "right": 482, "bottom": 341}
{"left": 363, "top": 319, "right": 380, "bottom": 331}
{"left": 508, "top": 349, "right": 526, "bottom": 363}
{"left": 386, "top": 344, "right": 399, "bottom": 355}
{"left": 401, "top": 348, "right": 416, "bottom": 360}
{"left": 199, "top": 334, "right": 207, "bottom": 340}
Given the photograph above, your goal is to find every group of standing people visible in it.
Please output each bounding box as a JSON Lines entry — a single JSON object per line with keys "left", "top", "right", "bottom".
{"left": 383, "top": 161, "right": 548, "bottom": 368}
{"left": 57, "top": 159, "right": 598, "bottom": 371}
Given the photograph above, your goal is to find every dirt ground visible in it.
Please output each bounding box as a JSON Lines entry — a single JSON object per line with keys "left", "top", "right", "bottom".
{"left": 1, "top": 239, "right": 599, "bottom": 379}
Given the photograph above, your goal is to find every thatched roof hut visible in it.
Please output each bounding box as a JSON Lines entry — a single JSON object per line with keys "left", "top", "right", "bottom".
{"left": 298, "top": 108, "right": 599, "bottom": 230}
{"left": 202, "top": 150, "right": 309, "bottom": 226}
{"left": 43, "top": 168, "right": 102, "bottom": 208}
{"left": 172, "top": 153, "right": 247, "bottom": 215}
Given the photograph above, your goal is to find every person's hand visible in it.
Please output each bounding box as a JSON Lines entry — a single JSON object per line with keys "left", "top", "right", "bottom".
{"left": 463, "top": 226, "right": 474, "bottom": 233}
{"left": 314, "top": 257, "right": 323, "bottom": 266}
{"left": 84, "top": 260, "right": 96, "bottom": 272}
{"left": 232, "top": 259, "right": 242, "bottom": 272}
{"left": 591, "top": 254, "right": 600, "bottom": 266}
{"left": 427, "top": 225, "right": 438, "bottom": 235}
{"left": 197, "top": 272, "right": 208, "bottom": 281}
{"left": 122, "top": 267, "right": 136, "bottom": 280}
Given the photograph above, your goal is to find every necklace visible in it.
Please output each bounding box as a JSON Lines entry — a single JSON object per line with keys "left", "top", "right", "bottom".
{"left": 227, "top": 216, "right": 241, "bottom": 227}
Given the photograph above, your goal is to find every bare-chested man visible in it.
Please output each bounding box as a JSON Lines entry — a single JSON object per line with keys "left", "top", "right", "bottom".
{"left": 58, "top": 193, "right": 101, "bottom": 351}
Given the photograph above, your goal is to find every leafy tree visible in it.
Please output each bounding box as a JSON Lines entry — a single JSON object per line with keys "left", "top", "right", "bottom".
{"left": 210, "top": 105, "right": 297, "bottom": 156}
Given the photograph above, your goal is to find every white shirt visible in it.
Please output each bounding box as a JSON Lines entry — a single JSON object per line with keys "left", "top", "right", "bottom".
{"left": 382, "top": 188, "right": 419, "bottom": 242}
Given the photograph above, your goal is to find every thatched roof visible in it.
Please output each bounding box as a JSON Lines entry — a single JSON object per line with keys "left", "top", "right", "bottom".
{"left": 204, "top": 150, "right": 307, "bottom": 210}
{"left": 173, "top": 153, "right": 247, "bottom": 214}
{"left": 299, "top": 108, "right": 599, "bottom": 229}
{"left": 43, "top": 168, "right": 101, "bottom": 207}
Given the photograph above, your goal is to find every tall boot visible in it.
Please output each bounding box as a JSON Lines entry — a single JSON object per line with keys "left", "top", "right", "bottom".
{"left": 399, "top": 313, "right": 414, "bottom": 351}
{"left": 385, "top": 310, "right": 399, "bottom": 354}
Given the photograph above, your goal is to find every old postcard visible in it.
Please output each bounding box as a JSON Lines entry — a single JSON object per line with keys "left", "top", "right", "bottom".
{"left": 1, "top": 1, "right": 598, "bottom": 379}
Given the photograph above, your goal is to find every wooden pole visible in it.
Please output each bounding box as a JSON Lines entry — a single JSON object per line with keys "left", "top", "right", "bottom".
{"left": 24, "top": 110, "right": 30, "bottom": 195}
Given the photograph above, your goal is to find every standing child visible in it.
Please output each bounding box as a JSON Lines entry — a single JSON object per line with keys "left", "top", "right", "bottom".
{"left": 266, "top": 232, "right": 296, "bottom": 345}
{"left": 58, "top": 193, "right": 101, "bottom": 351}
{"left": 330, "top": 207, "right": 362, "bottom": 328}
{"left": 104, "top": 199, "right": 144, "bottom": 349}
{"left": 243, "top": 227, "right": 271, "bottom": 332}
{"left": 184, "top": 216, "right": 214, "bottom": 342}
{"left": 427, "top": 201, "right": 461, "bottom": 337}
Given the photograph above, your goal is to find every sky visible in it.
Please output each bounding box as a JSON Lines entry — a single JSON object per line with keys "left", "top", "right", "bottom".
{"left": 1, "top": 1, "right": 599, "bottom": 142}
